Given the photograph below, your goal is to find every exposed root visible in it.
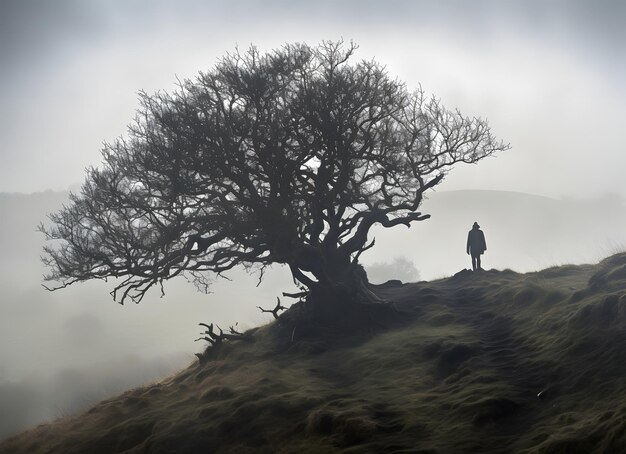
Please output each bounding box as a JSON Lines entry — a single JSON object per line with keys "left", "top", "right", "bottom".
{"left": 195, "top": 322, "right": 254, "bottom": 362}
{"left": 195, "top": 322, "right": 250, "bottom": 345}
{"left": 270, "top": 289, "right": 409, "bottom": 351}
{"left": 257, "top": 297, "right": 288, "bottom": 319}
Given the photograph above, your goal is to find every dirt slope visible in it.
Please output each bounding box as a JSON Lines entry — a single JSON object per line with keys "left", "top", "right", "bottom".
{"left": 3, "top": 254, "right": 626, "bottom": 453}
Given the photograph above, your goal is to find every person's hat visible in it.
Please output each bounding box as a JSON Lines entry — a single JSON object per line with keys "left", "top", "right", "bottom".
{"left": 473, "top": 222, "right": 480, "bottom": 228}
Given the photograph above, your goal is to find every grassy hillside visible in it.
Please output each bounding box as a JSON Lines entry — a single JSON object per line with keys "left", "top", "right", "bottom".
{"left": 3, "top": 254, "right": 626, "bottom": 453}
{"left": 3, "top": 189, "right": 626, "bottom": 439}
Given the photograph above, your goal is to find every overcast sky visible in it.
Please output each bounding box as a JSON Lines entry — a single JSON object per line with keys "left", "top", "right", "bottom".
{"left": 1, "top": 0, "right": 625, "bottom": 198}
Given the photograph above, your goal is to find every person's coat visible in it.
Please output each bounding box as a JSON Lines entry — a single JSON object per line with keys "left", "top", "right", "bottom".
{"left": 467, "top": 228, "right": 487, "bottom": 255}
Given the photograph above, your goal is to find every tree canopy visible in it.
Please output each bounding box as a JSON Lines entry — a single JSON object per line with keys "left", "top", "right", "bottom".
{"left": 41, "top": 41, "right": 508, "bottom": 305}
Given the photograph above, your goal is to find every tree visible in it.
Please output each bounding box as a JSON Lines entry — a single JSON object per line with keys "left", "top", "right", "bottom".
{"left": 41, "top": 41, "right": 508, "bottom": 307}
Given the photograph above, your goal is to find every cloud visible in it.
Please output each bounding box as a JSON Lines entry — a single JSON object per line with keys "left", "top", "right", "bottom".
{"left": 1, "top": 1, "right": 624, "bottom": 195}
{"left": 0, "top": 2, "right": 622, "bottom": 192}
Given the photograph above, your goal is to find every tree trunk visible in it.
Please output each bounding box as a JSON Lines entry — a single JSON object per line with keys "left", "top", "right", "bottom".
{"left": 290, "top": 247, "right": 381, "bottom": 306}
{"left": 279, "top": 250, "right": 404, "bottom": 342}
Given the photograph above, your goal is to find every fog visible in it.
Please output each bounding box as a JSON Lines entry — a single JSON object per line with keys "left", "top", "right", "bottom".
{"left": 3, "top": 189, "right": 626, "bottom": 437}
{"left": 0, "top": 191, "right": 294, "bottom": 437}
{"left": 1, "top": 0, "right": 625, "bottom": 440}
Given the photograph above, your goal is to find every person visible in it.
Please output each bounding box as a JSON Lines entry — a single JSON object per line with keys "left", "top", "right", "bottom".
{"left": 466, "top": 222, "right": 487, "bottom": 271}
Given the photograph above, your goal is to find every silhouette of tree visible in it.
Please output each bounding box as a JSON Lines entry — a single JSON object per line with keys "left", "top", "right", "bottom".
{"left": 40, "top": 41, "right": 508, "bottom": 306}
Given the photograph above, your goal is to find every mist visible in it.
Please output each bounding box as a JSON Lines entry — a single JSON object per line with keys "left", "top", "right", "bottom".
{"left": 1, "top": 0, "right": 625, "bottom": 442}
{"left": 3, "top": 189, "right": 626, "bottom": 437}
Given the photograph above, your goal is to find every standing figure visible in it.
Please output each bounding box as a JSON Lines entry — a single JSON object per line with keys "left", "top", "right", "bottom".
{"left": 466, "top": 222, "right": 487, "bottom": 271}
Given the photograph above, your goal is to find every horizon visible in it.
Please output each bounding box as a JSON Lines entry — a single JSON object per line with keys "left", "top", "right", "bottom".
{"left": 4, "top": 187, "right": 626, "bottom": 206}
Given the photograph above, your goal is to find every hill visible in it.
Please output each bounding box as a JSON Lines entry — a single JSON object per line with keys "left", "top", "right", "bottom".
{"left": 2, "top": 189, "right": 626, "bottom": 440}
{"left": 2, "top": 254, "right": 626, "bottom": 453}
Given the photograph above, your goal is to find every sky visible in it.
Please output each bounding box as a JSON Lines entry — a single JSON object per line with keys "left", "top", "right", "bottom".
{"left": 0, "top": 0, "right": 625, "bottom": 198}
{"left": 1, "top": 0, "right": 626, "bottom": 439}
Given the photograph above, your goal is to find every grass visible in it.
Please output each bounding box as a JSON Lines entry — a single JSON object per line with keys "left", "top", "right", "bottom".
{"left": 3, "top": 254, "right": 626, "bottom": 453}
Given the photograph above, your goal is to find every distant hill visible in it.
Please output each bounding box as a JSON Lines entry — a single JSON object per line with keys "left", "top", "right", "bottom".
{"left": 3, "top": 253, "right": 626, "bottom": 453}
{"left": 1, "top": 189, "right": 626, "bottom": 441}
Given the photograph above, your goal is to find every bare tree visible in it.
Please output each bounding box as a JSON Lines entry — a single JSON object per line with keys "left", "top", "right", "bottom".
{"left": 40, "top": 41, "right": 508, "bottom": 307}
